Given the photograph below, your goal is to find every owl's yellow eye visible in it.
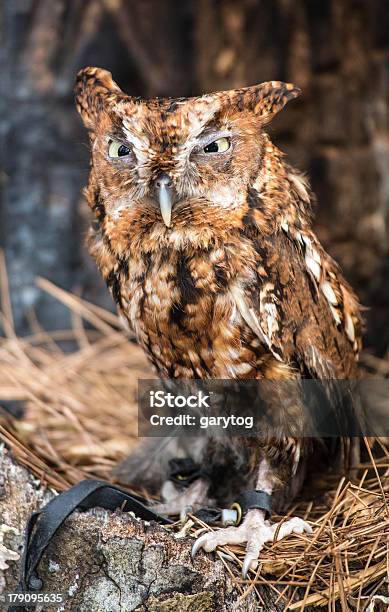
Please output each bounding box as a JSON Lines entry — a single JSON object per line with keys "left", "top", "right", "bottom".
{"left": 108, "top": 140, "right": 131, "bottom": 158}
{"left": 203, "top": 137, "right": 231, "bottom": 154}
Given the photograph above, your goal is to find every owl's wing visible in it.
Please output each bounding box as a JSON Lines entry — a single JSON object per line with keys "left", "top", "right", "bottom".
{"left": 233, "top": 228, "right": 361, "bottom": 379}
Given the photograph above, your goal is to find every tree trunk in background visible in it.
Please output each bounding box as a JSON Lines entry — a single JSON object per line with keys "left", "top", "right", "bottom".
{"left": 195, "top": 0, "right": 389, "bottom": 354}
{"left": 1, "top": 0, "right": 389, "bottom": 353}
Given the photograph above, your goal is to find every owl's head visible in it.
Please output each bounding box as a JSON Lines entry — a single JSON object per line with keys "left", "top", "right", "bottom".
{"left": 76, "top": 67, "right": 300, "bottom": 247}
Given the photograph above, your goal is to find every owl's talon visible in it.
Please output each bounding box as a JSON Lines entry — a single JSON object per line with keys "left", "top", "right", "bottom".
{"left": 274, "top": 516, "right": 313, "bottom": 541}
{"left": 191, "top": 511, "right": 312, "bottom": 578}
{"left": 152, "top": 478, "right": 211, "bottom": 517}
{"left": 191, "top": 533, "right": 209, "bottom": 558}
{"left": 242, "top": 554, "right": 258, "bottom": 580}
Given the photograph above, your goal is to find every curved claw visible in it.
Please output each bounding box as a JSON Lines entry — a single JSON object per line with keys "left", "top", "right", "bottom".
{"left": 192, "top": 533, "right": 208, "bottom": 558}
{"left": 275, "top": 517, "right": 312, "bottom": 541}
{"left": 242, "top": 554, "right": 257, "bottom": 579}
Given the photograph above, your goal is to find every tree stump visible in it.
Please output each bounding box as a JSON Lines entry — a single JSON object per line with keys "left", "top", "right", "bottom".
{"left": 1, "top": 447, "right": 298, "bottom": 611}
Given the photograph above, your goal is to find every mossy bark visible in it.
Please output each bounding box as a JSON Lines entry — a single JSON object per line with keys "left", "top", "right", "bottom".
{"left": 1, "top": 448, "right": 305, "bottom": 611}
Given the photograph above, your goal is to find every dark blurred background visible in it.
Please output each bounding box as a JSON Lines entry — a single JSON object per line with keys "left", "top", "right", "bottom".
{"left": 1, "top": 0, "right": 389, "bottom": 356}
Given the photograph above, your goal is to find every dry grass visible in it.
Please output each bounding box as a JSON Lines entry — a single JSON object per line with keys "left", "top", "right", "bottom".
{"left": 1, "top": 262, "right": 389, "bottom": 610}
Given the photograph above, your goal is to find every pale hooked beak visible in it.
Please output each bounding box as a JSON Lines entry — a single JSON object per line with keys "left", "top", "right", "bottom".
{"left": 154, "top": 173, "right": 174, "bottom": 227}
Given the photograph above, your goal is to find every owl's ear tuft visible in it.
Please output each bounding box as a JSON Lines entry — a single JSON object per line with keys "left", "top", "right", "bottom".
{"left": 75, "top": 67, "right": 123, "bottom": 130}
{"left": 232, "top": 81, "right": 301, "bottom": 124}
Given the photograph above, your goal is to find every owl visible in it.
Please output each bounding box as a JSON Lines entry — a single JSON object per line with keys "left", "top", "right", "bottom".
{"left": 75, "top": 67, "right": 362, "bottom": 578}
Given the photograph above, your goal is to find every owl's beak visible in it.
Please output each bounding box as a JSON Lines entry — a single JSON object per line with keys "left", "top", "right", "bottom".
{"left": 154, "top": 173, "right": 174, "bottom": 227}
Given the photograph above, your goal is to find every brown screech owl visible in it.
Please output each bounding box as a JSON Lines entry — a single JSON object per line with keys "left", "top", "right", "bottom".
{"left": 75, "top": 67, "right": 362, "bottom": 578}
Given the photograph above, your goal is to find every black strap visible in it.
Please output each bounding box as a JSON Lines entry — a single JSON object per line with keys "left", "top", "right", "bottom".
{"left": 193, "top": 507, "right": 222, "bottom": 523}
{"left": 11, "top": 475, "right": 229, "bottom": 611}
{"left": 235, "top": 489, "right": 272, "bottom": 520}
{"left": 15, "top": 479, "right": 173, "bottom": 602}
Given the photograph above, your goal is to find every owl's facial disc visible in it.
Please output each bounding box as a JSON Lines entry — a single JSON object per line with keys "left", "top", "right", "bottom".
{"left": 149, "top": 130, "right": 233, "bottom": 227}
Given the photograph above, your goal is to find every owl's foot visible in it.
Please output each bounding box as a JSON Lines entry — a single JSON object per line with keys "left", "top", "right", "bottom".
{"left": 151, "top": 478, "right": 211, "bottom": 521}
{"left": 192, "top": 509, "right": 312, "bottom": 578}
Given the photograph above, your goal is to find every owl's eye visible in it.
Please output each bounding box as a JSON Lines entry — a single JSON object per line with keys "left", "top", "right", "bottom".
{"left": 108, "top": 140, "right": 132, "bottom": 158}
{"left": 203, "top": 137, "right": 230, "bottom": 154}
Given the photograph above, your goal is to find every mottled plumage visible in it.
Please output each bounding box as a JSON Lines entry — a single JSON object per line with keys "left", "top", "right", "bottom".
{"left": 75, "top": 67, "right": 362, "bottom": 575}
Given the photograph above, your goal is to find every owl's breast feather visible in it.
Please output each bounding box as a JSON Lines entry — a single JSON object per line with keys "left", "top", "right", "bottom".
{"left": 114, "top": 245, "right": 269, "bottom": 379}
